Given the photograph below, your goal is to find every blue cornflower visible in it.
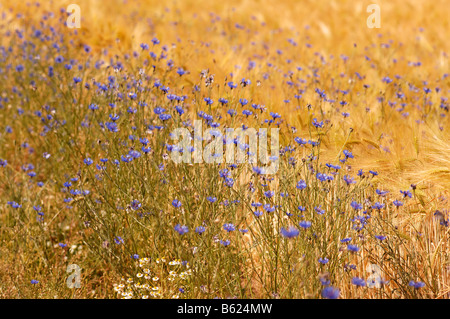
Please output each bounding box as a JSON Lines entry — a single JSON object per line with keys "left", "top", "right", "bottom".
{"left": 175, "top": 105, "right": 184, "bottom": 115}
{"left": 345, "top": 263, "right": 357, "bottom": 271}
{"left": 227, "top": 109, "right": 237, "bottom": 117}
{"left": 318, "top": 257, "right": 329, "bottom": 264}
{"left": 270, "top": 112, "right": 281, "bottom": 119}
{"left": 114, "top": 236, "right": 124, "bottom": 245}
{"left": 351, "top": 201, "right": 363, "bottom": 210}
{"left": 340, "top": 237, "right": 352, "bottom": 243}
{"left": 382, "top": 76, "right": 393, "bottom": 84}
{"left": 296, "top": 180, "right": 307, "bottom": 190}
{"left": 326, "top": 163, "right": 341, "bottom": 170}
{"left": 375, "top": 235, "right": 386, "bottom": 241}
{"left": 219, "top": 98, "right": 228, "bottom": 105}
{"left": 239, "top": 98, "right": 248, "bottom": 106}
{"left": 352, "top": 277, "right": 366, "bottom": 287}
{"left": 105, "top": 122, "right": 118, "bottom": 132}
{"left": 343, "top": 175, "right": 356, "bottom": 185}
{"left": 253, "top": 210, "right": 263, "bottom": 218}
{"left": 88, "top": 103, "right": 98, "bottom": 111}
{"left": 299, "top": 220, "right": 311, "bottom": 229}
{"left": 219, "top": 169, "right": 230, "bottom": 178}
{"left": 16, "top": 64, "right": 24, "bottom": 72}
{"left": 220, "top": 239, "right": 231, "bottom": 247}
{"left": 177, "top": 68, "right": 186, "bottom": 76}
{"left": 264, "top": 190, "right": 274, "bottom": 198}
{"left": 294, "top": 137, "right": 308, "bottom": 146}
{"left": 225, "top": 177, "right": 235, "bottom": 188}
{"left": 223, "top": 223, "right": 236, "bottom": 232}
{"left": 159, "top": 114, "right": 172, "bottom": 121}
{"left": 195, "top": 226, "right": 206, "bottom": 234}
{"left": 280, "top": 226, "right": 299, "bottom": 238}
{"left": 174, "top": 224, "right": 189, "bottom": 235}
{"left": 109, "top": 114, "right": 120, "bottom": 122}
{"left": 312, "top": 118, "right": 324, "bottom": 128}
{"left": 314, "top": 206, "right": 325, "bottom": 215}
{"left": 139, "top": 137, "right": 149, "bottom": 146}
{"left": 393, "top": 200, "right": 403, "bottom": 207}
{"left": 31, "top": 280, "right": 39, "bottom": 285}
{"left": 130, "top": 200, "right": 142, "bottom": 210}
{"left": 127, "top": 107, "right": 137, "bottom": 114}
{"left": 347, "top": 244, "right": 359, "bottom": 252}
{"left": 316, "top": 173, "right": 333, "bottom": 182}
{"left": 376, "top": 189, "right": 389, "bottom": 196}
{"left": 343, "top": 149, "right": 354, "bottom": 159}
{"left": 55, "top": 55, "right": 64, "bottom": 63}
{"left": 434, "top": 210, "right": 449, "bottom": 227}
{"left": 369, "top": 170, "right": 378, "bottom": 176}
{"left": 172, "top": 199, "right": 182, "bottom": 208}
{"left": 121, "top": 154, "right": 133, "bottom": 163}
{"left": 240, "top": 78, "right": 251, "bottom": 86}
{"left": 129, "top": 150, "right": 141, "bottom": 159}
{"left": 154, "top": 107, "right": 166, "bottom": 114}
{"left": 252, "top": 166, "right": 265, "bottom": 175}
{"left": 204, "top": 97, "right": 213, "bottom": 105}
{"left": 207, "top": 196, "right": 217, "bottom": 203}
{"left": 400, "top": 190, "right": 412, "bottom": 198}
{"left": 408, "top": 280, "right": 425, "bottom": 289}
{"left": 84, "top": 158, "right": 93, "bottom": 165}
{"left": 227, "top": 81, "right": 237, "bottom": 89}
{"left": 372, "top": 202, "right": 385, "bottom": 210}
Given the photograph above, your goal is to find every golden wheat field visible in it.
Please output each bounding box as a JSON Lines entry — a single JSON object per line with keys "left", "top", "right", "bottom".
{"left": 0, "top": 0, "right": 449, "bottom": 302}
